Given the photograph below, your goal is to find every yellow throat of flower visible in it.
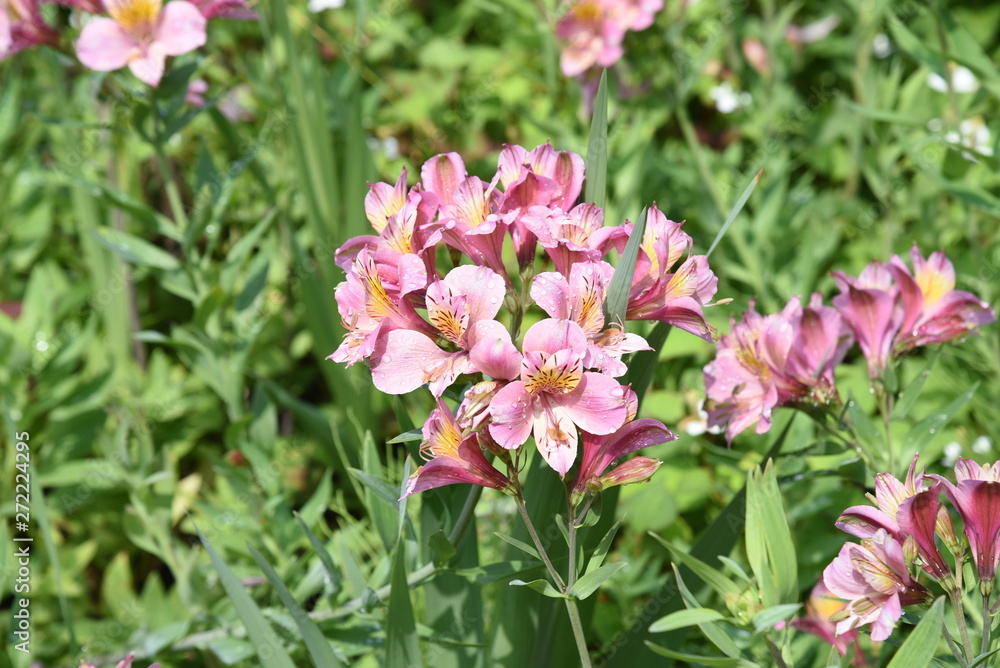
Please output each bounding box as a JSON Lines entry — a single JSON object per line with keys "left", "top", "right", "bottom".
{"left": 107, "top": 0, "right": 163, "bottom": 36}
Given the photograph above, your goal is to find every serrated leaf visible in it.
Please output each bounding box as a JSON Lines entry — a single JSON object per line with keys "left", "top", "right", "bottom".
{"left": 584, "top": 69, "right": 608, "bottom": 208}
{"left": 649, "top": 608, "right": 727, "bottom": 633}
{"left": 752, "top": 604, "right": 801, "bottom": 634}
{"left": 586, "top": 516, "right": 623, "bottom": 573}
{"left": 387, "top": 539, "right": 422, "bottom": 668}
{"left": 885, "top": 597, "right": 944, "bottom": 668}
{"left": 247, "top": 543, "right": 344, "bottom": 667}
{"left": 93, "top": 227, "right": 181, "bottom": 270}
{"left": 569, "top": 561, "right": 626, "bottom": 600}
{"left": 494, "top": 532, "right": 540, "bottom": 559}
{"left": 196, "top": 527, "right": 296, "bottom": 668}
{"left": 604, "top": 207, "right": 647, "bottom": 326}
{"left": 509, "top": 578, "right": 567, "bottom": 599}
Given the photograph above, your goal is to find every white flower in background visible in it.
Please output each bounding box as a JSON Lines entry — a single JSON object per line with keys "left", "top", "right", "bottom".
{"left": 973, "top": 435, "right": 993, "bottom": 454}
{"left": 709, "top": 82, "right": 752, "bottom": 114}
{"left": 872, "top": 33, "right": 891, "bottom": 58}
{"left": 942, "top": 441, "right": 963, "bottom": 467}
{"left": 308, "top": 0, "right": 344, "bottom": 12}
{"left": 367, "top": 136, "right": 401, "bottom": 161}
{"left": 927, "top": 65, "right": 980, "bottom": 94}
{"left": 784, "top": 14, "right": 840, "bottom": 46}
{"left": 928, "top": 117, "right": 993, "bottom": 159}
{"left": 680, "top": 399, "right": 722, "bottom": 436}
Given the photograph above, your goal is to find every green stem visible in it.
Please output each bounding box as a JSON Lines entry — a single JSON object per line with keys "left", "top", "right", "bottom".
{"left": 951, "top": 588, "right": 975, "bottom": 662}
{"left": 514, "top": 496, "right": 566, "bottom": 590}
{"left": 983, "top": 591, "right": 992, "bottom": 656}
{"left": 564, "top": 597, "right": 592, "bottom": 668}
{"left": 942, "top": 622, "right": 969, "bottom": 667}
{"left": 151, "top": 99, "right": 190, "bottom": 231}
{"left": 564, "top": 495, "right": 593, "bottom": 668}
{"left": 765, "top": 636, "right": 789, "bottom": 668}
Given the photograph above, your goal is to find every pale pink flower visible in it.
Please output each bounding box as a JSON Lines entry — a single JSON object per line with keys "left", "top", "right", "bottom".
{"left": 370, "top": 265, "right": 519, "bottom": 396}
{"left": 822, "top": 529, "right": 931, "bottom": 642}
{"left": 185, "top": 78, "right": 207, "bottom": 106}
{"left": 555, "top": 0, "right": 662, "bottom": 77}
{"left": 189, "top": 0, "right": 255, "bottom": 19}
{"left": 832, "top": 262, "right": 902, "bottom": 377}
{"left": 626, "top": 204, "right": 717, "bottom": 341}
{"left": 790, "top": 582, "right": 867, "bottom": 665}
{"left": 488, "top": 319, "right": 629, "bottom": 475}
{"left": 531, "top": 261, "right": 650, "bottom": 376}
{"left": 836, "top": 455, "right": 925, "bottom": 540}
{"left": 402, "top": 400, "right": 510, "bottom": 498}
{"left": 1, "top": 0, "right": 57, "bottom": 59}
{"left": 522, "top": 203, "right": 628, "bottom": 276}
{"left": 75, "top": 0, "right": 207, "bottom": 86}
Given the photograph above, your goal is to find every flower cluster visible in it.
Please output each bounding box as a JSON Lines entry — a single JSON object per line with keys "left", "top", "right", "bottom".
{"left": 821, "top": 456, "right": 1000, "bottom": 642}
{"left": 555, "top": 0, "right": 663, "bottom": 77}
{"left": 329, "top": 143, "right": 715, "bottom": 493}
{"left": 1, "top": 0, "right": 255, "bottom": 86}
{"left": 705, "top": 247, "right": 994, "bottom": 440}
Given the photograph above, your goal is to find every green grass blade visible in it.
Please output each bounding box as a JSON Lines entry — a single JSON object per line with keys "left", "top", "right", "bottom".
{"left": 30, "top": 473, "right": 76, "bottom": 648}
{"left": 387, "top": 538, "right": 422, "bottom": 668}
{"left": 584, "top": 69, "right": 608, "bottom": 208}
{"left": 706, "top": 169, "right": 762, "bottom": 258}
{"left": 603, "top": 207, "right": 647, "bottom": 327}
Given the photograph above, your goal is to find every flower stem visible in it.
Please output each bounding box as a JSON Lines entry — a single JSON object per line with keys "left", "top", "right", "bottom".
{"left": 950, "top": 588, "right": 975, "bottom": 662}
{"left": 765, "top": 636, "right": 789, "bottom": 668}
{"left": 983, "top": 591, "right": 992, "bottom": 656}
{"left": 942, "top": 622, "right": 969, "bottom": 667}
{"left": 150, "top": 96, "right": 189, "bottom": 231}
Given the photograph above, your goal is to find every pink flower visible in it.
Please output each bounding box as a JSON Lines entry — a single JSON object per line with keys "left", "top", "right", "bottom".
{"left": 769, "top": 294, "right": 852, "bottom": 398}
{"left": 836, "top": 454, "right": 925, "bottom": 540}
{"left": 488, "top": 319, "right": 629, "bottom": 475}
{"left": 555, "top": 0, "right": 662, "bottom": 77}
{"left": 189, "top": 0, "right": 256, "bottom": 19}
{"left": 888, "top": 246, "right": 995, "bottom": 352}
{"left": 185, "top": 78, "right": 207, "bottom": 106}
{"left": 370, "top": 265, "right": 519, "bottom": 396}
{"left": 572, "top": 389, "right": 675, "bottom": 497}
{"left": 522, "top": 203, "right": 628, "bottom": 276}
{"left": 790, "top": 582, "right": 866, "bottom": 664}
{"left": 896, "top": 485, "right": 953, "bottom": 582}
{"left": 822, "top": 529, "right": 931, "bottom": 642}
{"left": 75, "top": 0, "right": 207, "bottom": 86}
{"left": 79, "top": 654, "right": 161, "bottom": 668}
{"left": 935, "top": 474, "right": 1000, "bottom": 584}
{"left": 1, "top": 0, "right": 58, "bottom": 59}
{"left": 531, "top": 261, "right": 650, "bottom": 376}
{"left": 626, "top": 204, "right": 717, "bottom": 341}
{"left": 402, "top": 400, "right": 511, "bottom": 498}
{"left": 832, "top": 262, "right": 902, "bottom": 377}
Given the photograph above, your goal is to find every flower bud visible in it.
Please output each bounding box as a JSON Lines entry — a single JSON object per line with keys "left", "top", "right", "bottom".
{"left": 456, "top": 380, "right": 503, "bottom": 433}
{"left": 597, "top": 457, "right": 661, "bottom": 491}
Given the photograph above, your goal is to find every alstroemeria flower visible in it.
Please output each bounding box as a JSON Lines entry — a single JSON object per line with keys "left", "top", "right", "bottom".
{"left": 888, "top": 246, "right": 995, "bottom": 352}
{"left": 328, "top": 249, "right": 434, "bottom": 366}
{"left": 555, "top": 0, "right": 662, "bottom": 77}
{"left": 822, "top": 529, "right": 931, "bottom": 642}
{"left": 935, "top": 474, "right": 1000, "bottom": 584}
{"left": 572, "top": 389, "right": 675, "bottom": 498}
{"left": 832, "top": 262, "right": 902, "bottom": 377}
{"left": 790, "top": 582, "right": 866, "bottom": 664}
{"left": 896, "top": 485, "right": 954, "bottom": 582}
{"left": 627, "top": 205, "right": 717, "bottom": 341}
{"left": 435, "top": 175, "right": 513, "bottom": 277}
{"left": 836, "top": 455, "right": 925, "bottom": 540}
{"left": 371, "top": 265, "right": 519, "bottom": 396}
{"left": 1, "top": 0, "right": 57, "bottom": 59}
{"left": 531, "top": 261, "right": 650, "bottom": 376}
{"left": 75, "top": 0, "right": 207, "bottom": 86}
{"left": 189, "top": 0, "right": 256, "bottom": 19}
{"left": 488, "top": 319, "right": 629, "bottom": 475}
{"left": 955, "top": 457, "right": 1000, "bottom": 482}
{"left": 402, "top": 401, "right": 511, "bottom": 498}
{"left": 522, "top": 203, "right": 628, "bottom": 276}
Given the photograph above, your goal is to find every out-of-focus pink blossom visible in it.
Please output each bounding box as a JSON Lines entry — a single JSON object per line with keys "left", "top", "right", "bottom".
{"left": 1, "top": 0, "right": 58, "bottom": 59}
{"left": 185, "top": 78, "right": 207, "bottom": 105}
{"left": 189, "top": 0, "right": 255, "bottom": 19}
{"left": 488, "top": 319, "right": 628, "bottom": 475}
{"left": 75, "top": 0, "right": 207, "bottom": 86}
{"left": 822, "top": 529, "right": 931, "bottom": 642}
{"left": 790, "top": 582, "right": 867, "bottom": 665}
{"left": 555, "top": 0, "right": 663, "bottom": 77}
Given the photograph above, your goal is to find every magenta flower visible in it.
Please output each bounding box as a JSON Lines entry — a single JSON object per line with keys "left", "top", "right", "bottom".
{"left": 822, "top": 529, "right": 931, "bottom": 642}
{"left": 531, "top": 261, "right": 650, "bottom": 376}
{"left": 572, "top": 389, "right": 675, "bottom": 497}
{"left": 488, "top": 319, "right": 629, "bottom": 475}
{"left": 895, "top": 485, "right": 953, "bottom": 581}
{"left": 1, "top": 0, "right": 57, "bottom": 59}
{"left": 189, "top": 0, "right": 256, "bottom": 19}
{"left": 402, "top": 400, "right": 511, "bottom": 498}
{"left": 370, "top": 265, "right": 520, "bottom": 396}
{"left": 888, "top": 246, "right": 995, "bottom": 351}
{"left": 768, "top": 294, "right": 852, "bottom": 398}
{"left": 935, "top": 474, "right": 1000, "bottom": 584}
{"left": 831, "top": 262, "right": 902, "bottom": 377}
{"left": 626, "top": 204, "right": 718, "bottom": 341}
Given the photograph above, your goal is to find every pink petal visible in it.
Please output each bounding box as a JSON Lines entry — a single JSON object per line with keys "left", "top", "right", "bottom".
{"left": 370, "top": 330, "right": 449, "bottom": 395}
{"left": 365, "top": 170, "right": 408, "bottom": 233}
{"left": 532, "top": 397, "right": 578, "bottom": 475}
{"left": 555, "top": 372, "right": 628, "bottom": 435}
{"left": 467, "top": 320, "right": 520, "bottom": 381}
{"left": 154, "top": 0, "right": 207, "bottom": 55}
{"left": 0, "top": 7, "right": 12, "bottom": 54}
{"left": 128, "top": 42, "right": 167, "bottom": 86}
{"left": 496, "top": 144, "right": 528, "bottom": 189}
{"left": 76, "top": 18, "right": 136, "bottom": 71}
{"left": 488, "top": 381, "right": 534, "bottom": 449}
{"left": 522, "top": 318, "right": 589, "bottom": 357}
{"left": 529, "top": 271, "right": 571, "bottom": 320}
{"left": 420, "top": 153, "right": 466, "bottom": 207}
{"left": 835, "top": 505, "right": 899, "bottom": 540}
{"left": 444, "top": 265, "right": 506, "bottom": 324}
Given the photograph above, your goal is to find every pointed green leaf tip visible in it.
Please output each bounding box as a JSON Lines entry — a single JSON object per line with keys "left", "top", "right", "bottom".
{"left": 585, "top": 69, "right": 609, "bottom": 209}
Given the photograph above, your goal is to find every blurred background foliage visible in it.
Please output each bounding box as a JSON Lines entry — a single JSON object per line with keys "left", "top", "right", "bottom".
{"left": 1, "top": 0, "right": 999, "bottom": 665}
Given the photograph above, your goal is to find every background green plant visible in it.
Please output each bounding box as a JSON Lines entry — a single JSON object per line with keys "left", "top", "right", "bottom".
{"left": 1, "top": 0, "right": 999, "bottom": 666}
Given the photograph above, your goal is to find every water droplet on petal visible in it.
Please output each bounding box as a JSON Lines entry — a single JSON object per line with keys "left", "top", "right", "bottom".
{"left": 610, "top": 387, "right": 624, "bottom": 398}
{"left": 383, "top": 355, "right": 392, "bottom": 363}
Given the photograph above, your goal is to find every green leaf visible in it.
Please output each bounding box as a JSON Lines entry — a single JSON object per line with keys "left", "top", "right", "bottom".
{"left": 745, "top": 460, "right": 797, "bottom": 607}
{"left": 584, "top": 69, "right": 608, "bottom": 208}
{"left": 429, "top": 529, "right": 457, "bottom": 566}
{"left": 902, "top": 383, "right": 979, "bottom": 457}
{"left": 508, "top": 578, "right": 567, "bottom": 599}
{"left": 604, "top": 207, "right": 647, "bottom": 326}
{"left": 387, "top": 539, "right": 422, "bottom": 668}
{"left": 451, "top": 560, "right": 545, "bottom": 585}
{"left": 894, "top": 351, "right": 939, "bottom": 420}
{"left": 752, "top": 604, "right": 801, "bottom": 634}
{"left": 493, "top": 532, "right": 540, "bottom": 560}
{"left": 196, "top": 527, "right": 296, "bottom": 668}
{"left": 387, "top": 428, "right": 424, "bottom": 444}
{"left": 706, "top": 169, "right": 762, "bottom": 258}
{"left": 247, "top": 543, "right": 344, "bottom": 667}
{"left": 671, "top": 565, "right": 743, "bottom": 659}
{"left": 293, "top": 512, "right": 343, "bottom": 598}
{"left": 568, "top": 561, "right": 626, "bottom": 600}
{"left": 649, "top": 534, "right": 741, "bottom": 600}
{"left": 885, "top": 597, "right": 945, "bottom": 668}
{"left": 968, "top": 648, "right": 1000, "bottom": 668}
{"left": 92, "top": 227, "right": 181, "bottom": 270}
{"left": 649, "top": 608, "right": 727, "bottom": 633}
{"left": 643, "top": 642, "right": 760, "bottom": 666}
{"left": 846, "top": 392, "right": 883, "bottom": 457}
{"left": 586, "top": 516, "right": 623, "bottom": 573}
{"left": 623, "top": 322, "right": 671, "bottom": 409}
